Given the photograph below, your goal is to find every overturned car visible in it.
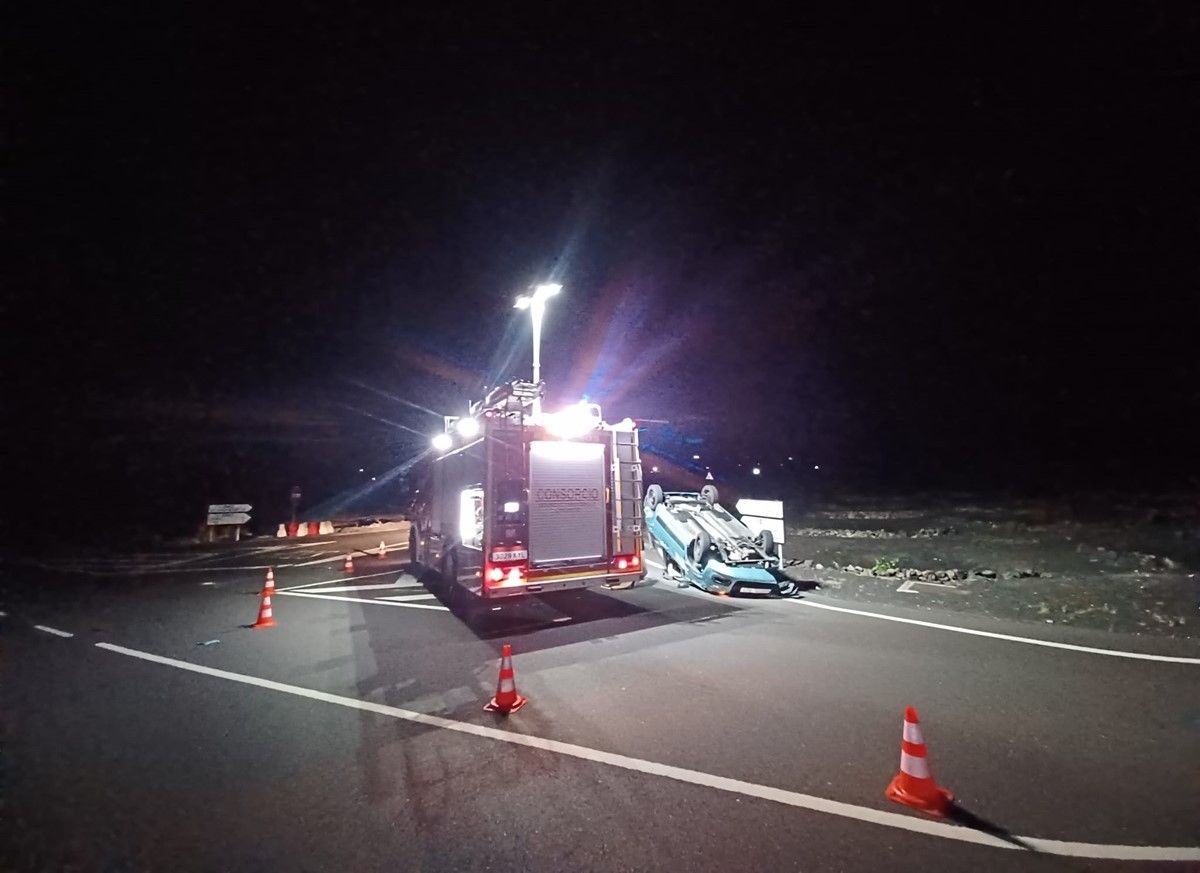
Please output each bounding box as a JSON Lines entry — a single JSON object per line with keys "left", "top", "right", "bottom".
{"left": 643, "top": 484, "right": 783, "bottom": 596}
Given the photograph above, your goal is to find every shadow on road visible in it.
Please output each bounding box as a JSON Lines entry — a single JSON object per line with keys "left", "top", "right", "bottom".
{"left": 413, "top": 565, "right": 746, "bottom": 653}
{"left": 946, "top": 802, "right": 1036, "bottom": 852}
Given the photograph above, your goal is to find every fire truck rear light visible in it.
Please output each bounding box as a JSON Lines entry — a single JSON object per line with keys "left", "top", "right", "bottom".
{"left": 613, "top": 554, "right": 639, "bottom": 571}
{"left": 617, "top": 558, "right": 628, "bottom": 570}
{"left": 507, "top": 567, "right": 523, "bottom": 584}
{"left": 631, "top": 555, "right": 640, "bottom": 567}
{"left": 487, "top": 566, "right": 505, "bottom": 583}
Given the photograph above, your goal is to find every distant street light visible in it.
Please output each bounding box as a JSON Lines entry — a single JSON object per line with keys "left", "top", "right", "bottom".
{"left": 752, "top": 467, "right": 761, "bottom": 476}
{"left": 432, "top": 433, "right": 453, "bottom": 452}
{"left": 514, "top": 282, "right": 562, "bottom": 416}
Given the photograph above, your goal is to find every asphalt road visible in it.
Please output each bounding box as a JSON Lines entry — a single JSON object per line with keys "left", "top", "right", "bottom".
{"left": 3, "top": 529, "right": 1198, "bottom": 871}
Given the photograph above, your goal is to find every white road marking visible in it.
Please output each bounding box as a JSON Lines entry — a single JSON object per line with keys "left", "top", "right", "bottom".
{"left": 94, "top": 641, "right": 1200, "bottom": 863}
{"left": 376, "top": 594, "right": 438, "bottom": 602}
{"left": 34, "top": 624, "right": 74, "bottom": 638}
{"left": 278, "top": 570, "right": 409, "bottom": 591}
{"left": 786, "top": 599, "right": 1200, "bottom": 665}
{"left": 289, "top": 543, "right": 406, "bottom": 567}
{"left": 246, "top": 541, "right": 336, "bottom": 553}
{"left": 275, "top": 590, "right": 449, "bottom": 611}
{"left": 895, "top": 578, "right": 959, "bottom": 594}
{"left": 299, "top": 581, "right": 425, "bottom": 594}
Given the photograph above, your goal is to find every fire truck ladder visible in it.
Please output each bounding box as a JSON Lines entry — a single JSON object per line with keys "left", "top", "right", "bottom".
{"left": 610, "top": 426, "right": 644, "bottom": 556}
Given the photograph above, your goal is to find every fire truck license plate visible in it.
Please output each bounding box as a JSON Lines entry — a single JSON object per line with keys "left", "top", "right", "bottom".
{"left": 492, "top": 549, "right": 528, "bottom": 562}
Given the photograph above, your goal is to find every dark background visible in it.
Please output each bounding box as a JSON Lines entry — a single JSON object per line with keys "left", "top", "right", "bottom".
{"left": 6, "top": 4, "right": 1198, "bottom": 544}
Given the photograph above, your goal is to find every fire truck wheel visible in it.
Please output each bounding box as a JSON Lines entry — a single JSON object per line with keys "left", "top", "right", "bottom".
{"left": 644, "top": 484, "right": 664, "bottom": 513}
{"left": 408, "top": 526, "right": 420, "bottom": 570}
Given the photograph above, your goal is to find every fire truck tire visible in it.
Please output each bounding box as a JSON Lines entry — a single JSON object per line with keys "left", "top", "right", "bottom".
{"left": 700, "top": 484, "right": 719, "bottom": 507}
{"left": 408, "top": 526, "right": 420, "bottom": 570}
{"left": 645, "top": 484, "right": 664, "bottom": 514}
{"left": 691, "top": 530, "right": 712, "bottom": 565}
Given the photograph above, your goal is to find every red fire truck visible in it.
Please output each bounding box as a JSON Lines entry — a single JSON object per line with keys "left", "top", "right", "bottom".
{"left": 408, "top": 381, "right": 646, "bottom": 599}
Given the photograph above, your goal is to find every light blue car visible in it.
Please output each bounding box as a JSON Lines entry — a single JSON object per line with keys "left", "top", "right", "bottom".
{"left": 643, "top": 484, "right": 782, "bottom": 596}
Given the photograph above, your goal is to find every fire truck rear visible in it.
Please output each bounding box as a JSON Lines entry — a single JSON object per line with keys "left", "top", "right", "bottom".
{"left": 409, "top": 381, "right": 646, "bottom": 598}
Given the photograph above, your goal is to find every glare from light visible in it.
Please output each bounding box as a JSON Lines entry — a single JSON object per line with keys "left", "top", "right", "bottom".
{"left": 788, "top": 456, "right": 794, "bottom": 461}
{"left": 813, "top": 464, "right": 820, "bottom": 470}
{"left": 692, "top": 454, "right": 701, "bottom": 460}
{"left": 651, "top": 466, "right": 659, "bottom": 473}
{"left": 432, "top": 433, "right": 453, "bottom": 452}
{"left": 541, "top": 401, "right": 601, "bottom": 439}
{"left": 752, "top": 467, "right": 761, "bottom": 476}
{"left": 503, "top": 501, "right": 520, "bottom": 513}
{"left": 514, "top": 283, "right": 560, "bottom": 310}
{"left": 358, "top": 468, "right": 364, "bottom": 473}
{"left": 455, "top": 417, "right": 480, "bottom": 438}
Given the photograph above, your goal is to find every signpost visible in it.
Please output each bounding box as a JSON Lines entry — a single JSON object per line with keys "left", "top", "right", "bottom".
{"left": 736, "top": 498, "right": 785, "bottom": 562}
{"left": 290, "top": 486, "right": 302, "bottom": 526}
{"left": 206, "top": 503, "right": 252, "bottom": 542}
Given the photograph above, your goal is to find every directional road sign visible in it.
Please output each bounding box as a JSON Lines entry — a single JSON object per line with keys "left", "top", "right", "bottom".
{"left": 207, "top": 512, "right": 251, "bottom": 526}
{"left": 208, "top": 503, "right": 251, "bottom": 515}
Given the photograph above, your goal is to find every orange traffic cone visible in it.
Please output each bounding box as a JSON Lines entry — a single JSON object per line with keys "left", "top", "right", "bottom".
{"left": 344, "top": 553, "right": 354, "bottom": 573}
{"left": 251, "top": 588, "right": 276, "bottom": 629}
{"left": 378, "top": 540, "right": 387, "bottom": 558}
{"left": 885, "top": 707, "right": 953, "bottom": 816}
{"left": 484, "top": 643, "right": 527, "bottom": 714}
{"left": 264, "top": 567, "right": 275, "bottom": 594}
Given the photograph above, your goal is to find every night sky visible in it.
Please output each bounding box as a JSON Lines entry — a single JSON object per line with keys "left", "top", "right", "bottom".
{"left": 9, "top": 5, "right": 1198, "bottom": 540}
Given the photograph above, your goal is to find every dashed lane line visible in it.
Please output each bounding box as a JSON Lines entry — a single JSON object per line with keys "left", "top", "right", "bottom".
{"left": 785, "top": 599, "right": 1200, "bottom": 665}
{"left": 93, "top": 641, "right": 1200, "bottom": 863}
{"left": 33, "top": 624, "right": 74, "bottom": 638}
{"left": 289, "top": 543, "right": 407, "bottom": 567}
{"left": 278, "top": 570, "right": 410, "bottom": 592}
{"left": 274, "top": 590, "right": 449, "bottom": 612}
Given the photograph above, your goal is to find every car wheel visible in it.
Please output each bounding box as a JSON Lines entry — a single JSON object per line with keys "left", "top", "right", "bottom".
{"left": 691, "top": 530, "right": 712, "bottom": 565}
{"left": 645, "top": 484, "right": 664, "bottom": 514}
{"left": 756, "top": 528, "right": 775, "bottom": 557}
{"left": 700, "top": 484, "right": 719, "bottom": 507}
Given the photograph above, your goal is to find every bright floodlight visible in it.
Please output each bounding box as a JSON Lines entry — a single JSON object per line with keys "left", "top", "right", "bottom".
{"left": 752, "top": 467, "right": 761, "bottom": 476}
{"left": 455, "top": 417, "right": 480, "bottom": 438}
{"left": 514, "top": 282, "right": 564, "bottom": 416}
{"left": 542, "top": 401, "right": 602, "bottom": 439}
{"left": 431, "top": 433, "right": 453, "bottom": 452}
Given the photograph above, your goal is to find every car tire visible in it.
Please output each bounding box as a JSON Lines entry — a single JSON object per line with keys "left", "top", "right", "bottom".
{"left": 700, "top": 484, "right": 719, "bottom": 507}
{"left": 691, "top": 529, "right": 712, "bottom": 565}
{"left": 645, "top": 484, "right": 664, "bottom": 514}
{"left": 756, "top": 528, "right": 775, "bottom": 557}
